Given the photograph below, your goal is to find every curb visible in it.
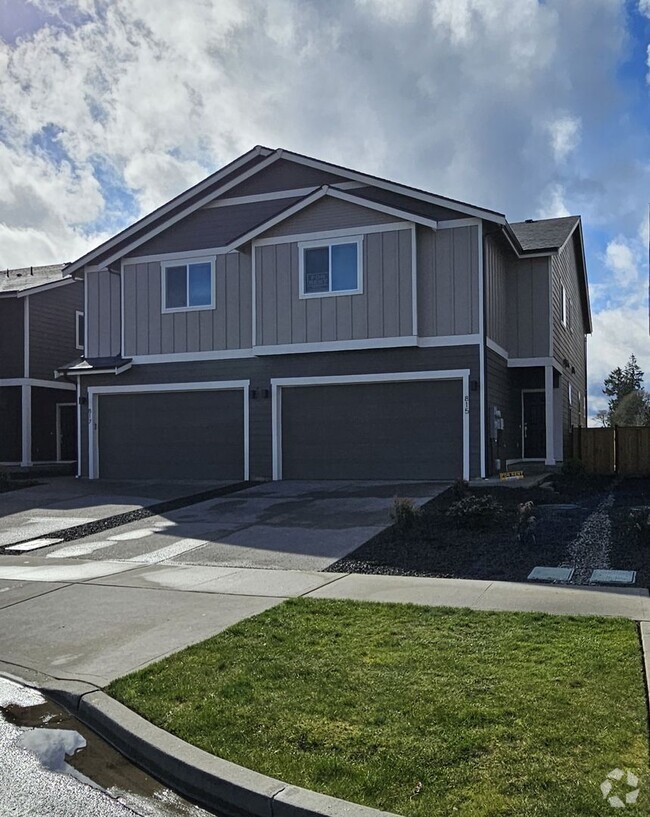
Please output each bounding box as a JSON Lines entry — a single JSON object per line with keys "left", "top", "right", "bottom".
{"left": 0, "top": 669, "right": 397, "bottom": 817}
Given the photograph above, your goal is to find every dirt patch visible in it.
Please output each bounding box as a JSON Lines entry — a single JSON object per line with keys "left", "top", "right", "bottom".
{"left": 326, "top": 475, "right": 616, "bottom": 583}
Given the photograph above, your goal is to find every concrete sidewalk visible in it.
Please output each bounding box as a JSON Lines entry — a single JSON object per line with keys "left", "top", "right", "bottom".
{"left": 0, "top": 556, "right": 648, "bottom": 688}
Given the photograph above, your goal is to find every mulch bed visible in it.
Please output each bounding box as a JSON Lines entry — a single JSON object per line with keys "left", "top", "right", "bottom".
{"left": 609, "top": 477, "right": 650, "bottom": 589}
{"left": 326, "top": 475, "right": 616, "bottom": 583}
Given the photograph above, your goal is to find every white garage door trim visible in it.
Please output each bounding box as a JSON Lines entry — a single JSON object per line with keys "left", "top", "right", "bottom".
{"left": 271, "top": 369, "right": 470, "bottom": 481}
{"left": 87, "top": 380, "right": 250, "bottom": 480}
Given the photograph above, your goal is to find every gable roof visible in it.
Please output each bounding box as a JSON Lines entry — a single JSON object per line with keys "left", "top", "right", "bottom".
{"left": 510, "top": 216, "right": 580, "bottom": 252}
{"left": 64, "top": 145, "right": 507, "bottom": 275}
{"left": 0, "top": 263, "right": 67, "bottom": 295}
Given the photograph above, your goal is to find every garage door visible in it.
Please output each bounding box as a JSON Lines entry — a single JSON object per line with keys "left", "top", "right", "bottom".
{"left": 97, "top": 389, "right": 244, "bottom": 480}
{"left": 280, "top": 379, "right": 463, "bottom": 480}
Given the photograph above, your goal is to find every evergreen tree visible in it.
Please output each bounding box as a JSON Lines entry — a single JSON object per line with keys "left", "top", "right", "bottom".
{"left": 603, "top": 354, "right": 644, "bottom": 417}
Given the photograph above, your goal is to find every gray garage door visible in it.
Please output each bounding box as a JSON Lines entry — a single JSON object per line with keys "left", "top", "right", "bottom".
{"left": 281, "top": 380, "right": 463, "bottom": 480}
{"left": 98, "top": 390, "right": 244, "bottom": 480}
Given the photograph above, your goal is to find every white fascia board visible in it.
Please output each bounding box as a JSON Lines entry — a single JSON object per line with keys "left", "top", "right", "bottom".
{"left": 98, "top": 152, "right": 282, "bottom": 271}
{"left": 324, "top": 188, "right": 438, "bottom": 230}
{"left": 508, "top": 357, "right": 554, "bottom": 367}
{"left": 130, "top": 349, "right": 255, "bottom": 365}
{"left": 281, "top": 150, "right": 507, "bottom": 223}
{"left": 1, "top": 278, "right": 77, "bottom": 298}
{"left": 271, "top": 369, "right": 470, "bottom": 388}
{"left": 418, "top": 334, "right": 480, "bottom": 347}
{"left": 486, "top": 337, "right": 509, "bottom": 360}
{"left": 64, "top": 146, "right": 269, "bottom": 277}
{"left": 0, "top": 377, "right": 75, "bottom": 390}
{"left": 203, "top": 180, "right": 365, "bottom": 210}
{"left": 226, "top": 187, "right": 329, "bottom": 251}
{"left": 252, "top": 222, "right": 412, "bottom": 248}
{"left": 254, "top": 337, "right": 417, "bottom": 356}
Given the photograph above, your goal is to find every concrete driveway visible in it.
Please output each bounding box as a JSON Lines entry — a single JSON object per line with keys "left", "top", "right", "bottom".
{"left": 0, "top": 477, "right": 233, "bottom": 548}
{"left": 42, "top": 480, "right": 447, "bottom": 572}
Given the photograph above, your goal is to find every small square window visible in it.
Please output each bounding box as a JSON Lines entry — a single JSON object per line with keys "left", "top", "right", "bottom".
{"left": 75, "top": 311, "right": 84, "bottom": 351}
{"left": 299, "top": 238, "right": 362, "bottom": 298}
{"left": 162, "top": 259, "right": 215, "bottom": 312}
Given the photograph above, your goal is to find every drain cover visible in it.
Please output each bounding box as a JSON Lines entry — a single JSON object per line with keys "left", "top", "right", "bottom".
{"left": 528, "top": 566, "right": 574, "bottom": 582}
{"left": 589, "top": 569, "right": 636, "bottom": 585}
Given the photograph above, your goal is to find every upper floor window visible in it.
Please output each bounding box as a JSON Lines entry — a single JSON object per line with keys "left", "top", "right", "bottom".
{"left": 298, "top": 236, "right": 363, "bottom": 299}
{"left": 75, "top": 311, "right": 84, "bottom": 351}
{"left": 162, "top": 258, "right": 214, "bottom": 313}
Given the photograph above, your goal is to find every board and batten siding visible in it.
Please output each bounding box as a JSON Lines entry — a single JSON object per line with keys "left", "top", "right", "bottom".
{"left": 29, "top": 282, "right": 83, "bottom": 380}
{"left": 86, "top": 269, "right": 121, "bottom": 358}
{"left": 122, "top": 252, "right": 252, "bottom": 357}
{"left": 505, "top": 256, "right": 550, "bottom": 358}
{"left": 416, "top": 225, "right": 479, "bottom": 337}
{"left": 255, "top": 227, "right": 413, "bottom": 346}
{"left": 484, "top": 234, "right": 508, "bottom": 350}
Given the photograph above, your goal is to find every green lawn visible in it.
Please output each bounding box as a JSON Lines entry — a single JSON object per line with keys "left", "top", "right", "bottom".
{"left": 108, "top": 599, "right": 649, "bottom": 817}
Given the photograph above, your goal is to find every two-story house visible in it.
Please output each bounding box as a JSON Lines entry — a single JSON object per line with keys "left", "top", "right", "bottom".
{"left": 0, "top": 265, "right": 83, "bottom": 468}
{"left": 58, "top": 146, "right": 590, "bottom": 482}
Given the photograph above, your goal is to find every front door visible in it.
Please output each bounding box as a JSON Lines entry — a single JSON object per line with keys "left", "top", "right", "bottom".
{"left": 57, "top": 404, "right": 77, "bottom": 461}
{"left": 522, "top": 391, "right": 546, "bottom": 459}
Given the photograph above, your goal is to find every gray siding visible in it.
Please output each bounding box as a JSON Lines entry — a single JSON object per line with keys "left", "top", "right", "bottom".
{"left": 0, "top": 386, "right": 21, "bottom": 461}
{"left": 123, "top": 251, "right": 252, "bottom": 356}
{"left": 86, "top": 269, "right": 121, "bottom": 358}
{"left": 552, "top": 232, "right": 587, "bottom": 452}
{"left": 417, "top": 225, "right": 479, "bottom": 337}
{"left": 133, "top": 198, "right": 301, "bottom": 258}
{"left": 484, "top": 234, "right": 508, "bottom": 350}
{"left": 255, "top": 228, "right": 413, "bottom": 346}
{"left": 485, "top": 347, "right": 523, "bottom": 470}
{"left": 226, "top": 159, "right": 347, "bottom": 197}
{"left": 506, "top": 256, "right": 550, "bottom": 358}
{"left": 29, "top": 282, "right": 84, "bottom": 379}
{"left": 78, "top": 346, "right": 481, "bottom": 481}
{"left": 261, "top": 196, "right": 398, "bottom": 239}
{"left": 0, "top": 299, "right": 24, "bottom": 378}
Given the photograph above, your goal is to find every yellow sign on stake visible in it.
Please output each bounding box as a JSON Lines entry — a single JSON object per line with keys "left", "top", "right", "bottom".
{"left": 499, "top": 470, "right": 524, "bottom": 481}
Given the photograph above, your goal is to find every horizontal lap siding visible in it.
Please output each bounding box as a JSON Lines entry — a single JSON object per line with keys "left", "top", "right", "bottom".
{"left": 0, "top": 386, "right": 21, "bottom": 461}
{"left": 255, "top": 228, "right": 413, "bottom": 345}
{"left": 29, "top": 283, "right": 84, "bottom": 379}
{"left": 123, "top": 252, "right": 252, "bottom": 356}
{"left": 78, "top": 346, "right": 480, "bottom": 480}
{"left": 0, "top": 300, "right": 23, "bottom": 377}
{"left": 417, "top": 225, "right": 479, "bottom": 337}
{"left": 553, "top": 233, "right": 587, "bottom": 454}
{"left": 485, "top": 348, "right": 522, "bottom": 469}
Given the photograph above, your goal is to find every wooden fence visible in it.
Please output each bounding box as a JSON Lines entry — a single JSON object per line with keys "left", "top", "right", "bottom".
{"left": 571, "top": 426, "right": 650, "bottom": 475}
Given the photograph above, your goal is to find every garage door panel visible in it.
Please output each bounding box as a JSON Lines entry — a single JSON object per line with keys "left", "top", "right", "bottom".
{"left": 98, "top": 390, "right": 244, "bottom": 480}
{"left": 282, "top": 380, "right": 463, "bottom": 480}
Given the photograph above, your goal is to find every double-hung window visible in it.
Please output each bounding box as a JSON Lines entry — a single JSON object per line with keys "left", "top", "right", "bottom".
{"left": 75, "top": 311, "right": 84, "bottom": 351}
{"left": 299, "top": 236, "right": 362, "bottom": 298}
{"left": 162, "top": 258, "right": 215, "bottom": 312}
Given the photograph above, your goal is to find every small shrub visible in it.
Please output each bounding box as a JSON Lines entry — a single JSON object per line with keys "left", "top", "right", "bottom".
{"left": 561, "top": 458, "right": 585, "bottom": 477}
{"left": 622, "top": 508, "right": 650, "bottom": 544}
{"left": 516, "top": 501, "right": 537, "bottom": 546}
{"left": 446, "top": 494, "right": 504, "bottom": 529}
{"left": 449, "top": 479, "right": 470, "bottom": 500}
{"left": 390, "top": 497, "right": 422, "bottom": 530}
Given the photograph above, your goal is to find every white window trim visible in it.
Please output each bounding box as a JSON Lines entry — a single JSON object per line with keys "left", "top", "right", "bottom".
{"left": 298, "top": 236, "right": 363, "bottom": 299}
{"left": 161, "top": 256, "right": 216, "bottom": 314}
{"left": 271, "top": 370, "right": 471, "bottom": 482}
{"left": 568, "top": 382, "right": 573, "bottom": 405}
{"left": 561, "top": 284, "right": 567, "bottom": 327}
{"left": 75, "top": 311, "right": 84, "bottom": 351}
{"left": 87, "top": 380, "right": 250, "bottom": 481}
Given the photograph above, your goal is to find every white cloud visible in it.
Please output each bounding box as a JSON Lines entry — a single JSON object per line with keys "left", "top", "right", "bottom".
{"left": 639, "top": 1, "right": 650, "bottom": 19}
{"left": 536, "top": 183, "right": 571, "bottom": 219}
{"left": 547, "top": 114, "right": 581, "bottom": 162}
{"left": 604, "top": 238, "right": 639, "bottom": 289}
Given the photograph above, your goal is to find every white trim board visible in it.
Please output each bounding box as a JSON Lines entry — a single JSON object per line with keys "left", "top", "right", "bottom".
{"left": 123, "top": 246, "right": 232, "bottom": 266}
{"left": 486, "top": 337, "right": 509, "bottom": 360}
{"left": 253, "top": 337, "right": 417, "bottom": 356}
{"left": 130, "top": 349, "right": 255, "bottom": 365}
{"left": 418, "top": 334, "right": 480, "bottom": 347}
{"left": 0, "top": 277, "right": 77, "bottom": 299}
{"left": 204, "top": 180, "right": 366, "bottom": 210}
{"left": 252, "top": 221, "right": 412, "bottom": 249}
{"left": 271, "top": 369, "right": 471, "bottom": 481}
{"left": 0, "top": 378, "right": 75, "bottom": 391}
{"left": 87, "top": 380, "right": 250, "bottom": 480}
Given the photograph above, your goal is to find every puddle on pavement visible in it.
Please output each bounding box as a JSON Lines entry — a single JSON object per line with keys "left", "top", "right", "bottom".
{"left": 1, "top": 692, "right": 217, "bottom": 816}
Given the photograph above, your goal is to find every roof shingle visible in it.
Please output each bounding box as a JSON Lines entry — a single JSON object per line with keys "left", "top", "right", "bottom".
{"left": 0, "top": 264, "right": 66, "bottom": 294}
{"left": 509, "top": 216, "right": 580, "bottom": 252}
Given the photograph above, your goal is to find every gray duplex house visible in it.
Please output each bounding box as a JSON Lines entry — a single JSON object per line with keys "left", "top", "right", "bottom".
{"left": 1, "top": 265, "right": 83, "bottom": 467}
{"left": 59, "top": 146, "right": 590, "bottom": 482}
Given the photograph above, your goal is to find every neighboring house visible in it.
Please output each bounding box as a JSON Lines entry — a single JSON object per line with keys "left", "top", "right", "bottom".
{"left": 0, "top": 265, "right": 83, "bottom": 467}
{"left": 58, "top": 146, "right": 590, "bottom": 482}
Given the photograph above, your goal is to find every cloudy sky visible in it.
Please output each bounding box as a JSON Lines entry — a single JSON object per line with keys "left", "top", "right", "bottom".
{"left": 0, "top": 0, "right": 648, "bottom": 419}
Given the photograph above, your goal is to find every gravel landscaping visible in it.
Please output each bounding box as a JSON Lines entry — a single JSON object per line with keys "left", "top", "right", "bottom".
{"left": 325, "top": 474, "right": 642, "bottom": 584}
